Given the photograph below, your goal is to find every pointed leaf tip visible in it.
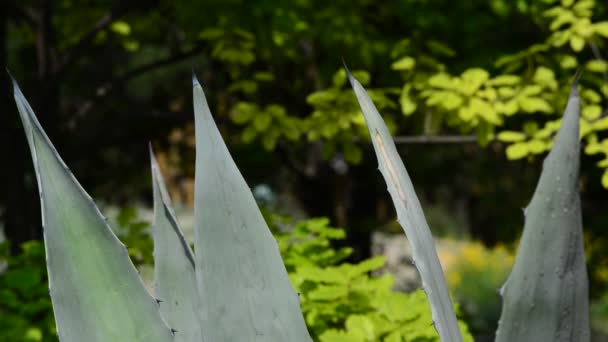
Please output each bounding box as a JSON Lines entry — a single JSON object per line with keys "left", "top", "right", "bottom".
{"left": 7, "top": 70, "right": 20, "bottom": 93}
{"left": 13, "top": 81, "right": 174, "bottom": 342}
{"left": 496, "top": 67, "right": 588, "bottom": 342}
{"left": 349, "top": 74, "right": 463, "bottom": 341}
{"left": 150, "top": 140, "right": 202, "bottom": 341}
{"left": 148, "top": 142, "right": 156, "bottom": 164}
{"left": 342, "top": 60, "right": 355, "bottom": 86}
{"left": 149, "top": 145, "right": 172, "bottom": 207}
{"left": 192, "top": 70, "right": 199, "bottom": 87}
{"left": 149, "top": 143, "right": 163, "bottom": 180}
{"left": 570, "top": 69, "right": 582, "bottom": 97}
{"left": 5, "top": 67, "right": 14, "bottom": 81}
{"left": 192, "top": 70, "right": 312, "bottom": 341}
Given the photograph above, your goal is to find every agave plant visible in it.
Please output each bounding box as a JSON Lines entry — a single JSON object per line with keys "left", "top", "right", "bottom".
{"left": 9, "top": 64, "right": 588, "bottom": 342}
{"left": 495, "top": 74, "right": 590, "bottom": 342}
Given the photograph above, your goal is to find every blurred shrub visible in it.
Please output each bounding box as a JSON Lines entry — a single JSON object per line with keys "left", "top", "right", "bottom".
{"left": 274, "top": 216, "right": 473, "bottom": 341}
{"left": 438, "top": 234, "right": 608, "bottom": 337}
{"left": 592, "top": 291, "right": 608, "bottom": 335}
{"left": 585, "top": 232, "right": 608, "bottom": 337}
{"left": 585, "top": 232, "right": 608, "bottom": 297}
{"left": 0, "top": 241, "right": 57, "bottom": 342}
{"left": 113, "top": 207, "right": 154, "bottom": 267}
{"left": 439, "top": 240, "right": 513, "bottom": 335}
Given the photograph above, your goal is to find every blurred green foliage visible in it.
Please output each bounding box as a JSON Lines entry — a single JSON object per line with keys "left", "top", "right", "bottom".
{"left": 585, "top": 232, "right": 608, "bottom": 296}
{"left": 395, "top": 0, "right": 608, "bottom": 186}
{"left": 589, "top": 233, "right": 608, "bottom": 335}
{"left": 230, "top": 68, "right": 398, "bottom": 164}
{"left": 592, "top": 291, "right": 608, "bottom": 335}
{"left": 272, "top": 216, "right": 473, "bottom": 341}
{"left": 114, "top": 207, "right": 154, "bottom": 266}
{"left": 219, "top": 0, "right": 608, "bottom": 188}
{"left": 0, "top": 241, "right": 56, "bottom": 342}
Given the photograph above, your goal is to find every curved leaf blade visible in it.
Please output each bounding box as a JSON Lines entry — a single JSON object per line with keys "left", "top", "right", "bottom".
{"left": 11, "top": 78, "right": 174, "bottom": 342}
{"left": 191, "top": 74, "right": 311, "bottom": 342}
{"left": 150, "top": 147, "right": 204, "bottom": 342}
{"left": 496, "top": 75, "right": 590, "bottom": 342}
{"left": 346, "top": 66, "right": 463, "bottom": 342}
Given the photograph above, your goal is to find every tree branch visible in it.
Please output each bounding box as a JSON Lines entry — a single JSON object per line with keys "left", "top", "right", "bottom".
{"left": 58, "top": 12, "right": 118, "bottom": 73}
{"left": 276, "top": 141, "right": 316, "bottom": 180}
{"left": 120, "top": 47, "right": 205, "bottom": 82}
{"left": 76, "top": 46, "right": 205, "bottom": 117}
{"left": 4, "top": 2, "right": 38, "bottom": 26}
{"left": 392, "top": 135, "right": 479, "bottom": 144}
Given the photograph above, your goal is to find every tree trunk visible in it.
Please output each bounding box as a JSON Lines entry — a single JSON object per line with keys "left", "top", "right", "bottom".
{"left": 2, "top": 0, "right": 60, "bottom": 254}
{"left": 0, "top": 8, "right": 40, "bottom": 255}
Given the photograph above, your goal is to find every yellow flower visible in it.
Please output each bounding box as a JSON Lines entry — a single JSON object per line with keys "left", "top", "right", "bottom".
{"left": 447, "top": 271, "right": 462, "bottom": 287}
{"left": 461, "top": 244, "right": 485, "bottom": 269}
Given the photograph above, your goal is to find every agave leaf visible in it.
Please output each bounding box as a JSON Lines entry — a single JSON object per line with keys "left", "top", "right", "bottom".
{"left": 150, "top": 147, "right": 204, "bottom": 342}
{"left": 191, "top": 74, "right": 312, "bottom": 342}
{"left": 496, "top": 74, "right": 589, "bottom": 342}
{"left": 11, "top": 77, "right": 174, "bottom": 341}
{"left": 346, "top": 66, "right": 462, "bottom": 342}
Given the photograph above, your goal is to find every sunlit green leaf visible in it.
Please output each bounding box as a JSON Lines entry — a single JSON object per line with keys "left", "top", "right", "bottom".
{"left": 399, "top": 85, "right": 417, "bottom": 115}
{"left": 519, "top": 97, "right": 552, "bottom": 113}
{"left": 582, "top": 89, "right": 601, "bottom": 103}
{"left": 391, "top": 56, "right": 416, "bottom": 71}
{"left": 497, "top": 131, "right": 526, "bottom": 142}
{"left": 533, "top": 67, "right": 558, "bottom": 90}
{"left": 308, "top": 285, "right": 349, "bottom": 301}
{"left": 570, "top": 35, "right": 585, "bottom": 51}
{"left": 506, "top": 143, "right": 529, "bottom": 159}
{"left": 593, "top": 22, "right": 608, "bottom": 37}
{"left": 333, "top": 70, "right": 347, "bottom": 88}
{"left": 560, "top": 55, "right": 578, "bottom": 69}
{"left": 428, "top": 73, "right": 456, "bottom": 89}
{"left": 586, "top": 60, "right": 608, "bottom": 73}
{"left": 254, "top": 113, "right": 272, "bottom": 131}
{"left": 110, "top": 21, "right": 131, "bottom": 36}
{"left": 495, "top": 100, "right": 519, "bottom": 115}
{"left": 497, "top": 87, "right": 516, "bottom": 97}
{"left": 241, "top": 125, "right": 258, "bottom": 143}
{"left": 458, "top": 105, "right": 475, "bottom": 122}
{"left": 583, "top": 105, "right": 602, "bottom": 120}
{"left": 527, "top": 140, "right": 547, "bottom": 153}
{"left": 231, "top": 102, "right": 257, "bottom": 124}
{"left": 461, "top": 68, "right": 490, "bottom": 95}
{"left": 487, "top": 75, "right": 521, "bottom": 86}
{"left": 470, "top": 97, "right": 501, "bottom": 124}
{"left": 592, "top": 116, "right": 608, "bottom": 130}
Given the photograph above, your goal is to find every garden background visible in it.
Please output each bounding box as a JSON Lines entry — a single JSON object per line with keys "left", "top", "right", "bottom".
{"left": 1, "top": 0, "right": 608, "bottom": 341}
